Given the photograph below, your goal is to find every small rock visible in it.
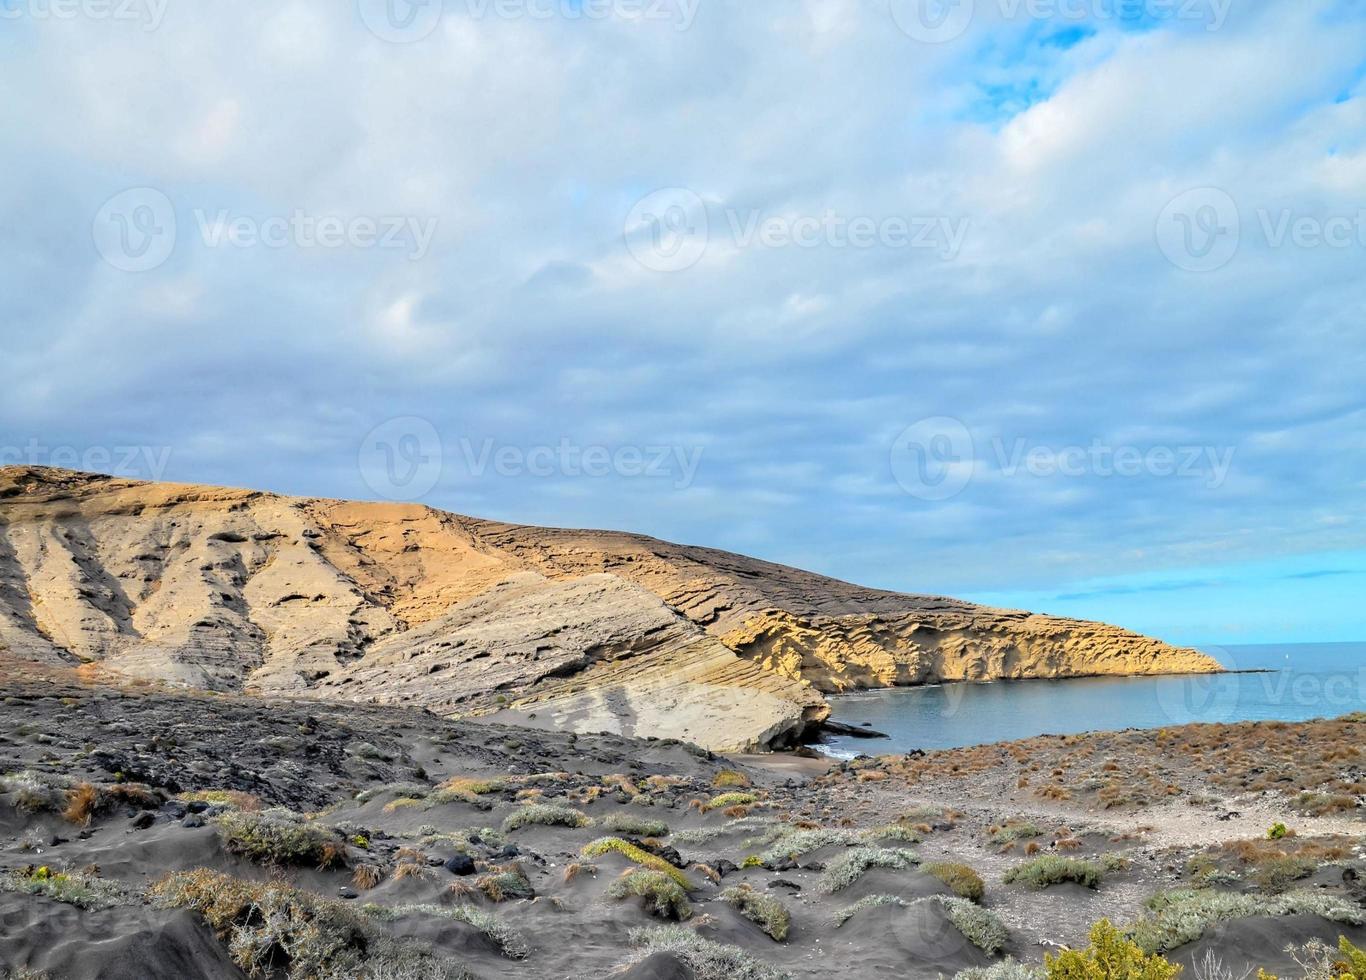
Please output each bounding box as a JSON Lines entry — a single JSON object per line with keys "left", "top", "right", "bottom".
{"left": 714, "top": 859, "right": 737, "bottom": 878}
{"left": 130, "top": 812, "right": 155, "bottom": 830}
{"left": 499, "top": 844, "right": 521, "bottom": 858}
{"left": 186, "top": 801, "right": 210, "bottom": 814}
{"left": 768, "top": 879, "right": 802, "bottom": 891}
{"left": 182, "top": 816, "right": 205, "bottom": 829}
{"left": 337, "top": 888, "right": 358, "bottom": 900}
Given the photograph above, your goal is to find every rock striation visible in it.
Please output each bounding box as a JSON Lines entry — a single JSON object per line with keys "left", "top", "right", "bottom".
{"left": 0, "top": 466, "right": 1222, "bottom": 750}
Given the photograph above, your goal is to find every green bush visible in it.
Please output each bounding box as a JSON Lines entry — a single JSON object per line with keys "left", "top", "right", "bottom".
{"left": 213, "top": 809, "right": 346, "bottom": 868}
{"left": 1267, "top": 822, "right": 1289, "bottom": 840}
{"left": 706, "top": 792, "right": 757, "bottom": 811}
{"left": 151, "top": 870, "right": 459, "bottom": 979}
{"left": 1130, "top": 888, "right": 1365, "bottom": 954}
{"left": 501, "top": 803, "right": 591, "bottom": 832}
{"left": 581, "top": 837, "right": 691, "bottom": 889}
{"left": 609, "top": 869, "right": 692, "bottom": 921}
{"left": 1045, "top": 919, "right": 1179, "bottom": 980}
{"left": 1004, "top": 855, "right": 1104, "bottom": 891}
{"left": 721, "top": 884, "right": 790, "bottom": 941}
{"left": 818, "top": 846, "right": 918, "bottom": 893}
{"left": 923, "top": 861, "right": 986, "bottom": 901}
{"left": 934, "top": 895, "right": 1007, "bottom": 954}
{"left": 601, "top": 813, "right": 669, "bottom": 837}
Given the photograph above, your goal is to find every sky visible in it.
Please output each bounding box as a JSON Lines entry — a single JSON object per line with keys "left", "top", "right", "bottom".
{"left": 2, "top": 0, "right": 1364, "bottom": 647}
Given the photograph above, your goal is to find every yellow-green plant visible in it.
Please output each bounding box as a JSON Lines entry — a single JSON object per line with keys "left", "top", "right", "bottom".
{"left": 1045, "top": 920, "right": 1181, "bottom": 980}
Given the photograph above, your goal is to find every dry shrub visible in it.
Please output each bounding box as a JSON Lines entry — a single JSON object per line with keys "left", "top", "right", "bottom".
{"left": 63, "top": 784, "right": 100, "bottom": 826}
{"left": 351, "top": 863, "right": 383, "bottom": 890}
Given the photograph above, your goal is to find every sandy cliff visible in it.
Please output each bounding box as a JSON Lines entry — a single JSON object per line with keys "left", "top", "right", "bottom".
{"left": 0, "top": 467, "right": 1221, "bottom": 750}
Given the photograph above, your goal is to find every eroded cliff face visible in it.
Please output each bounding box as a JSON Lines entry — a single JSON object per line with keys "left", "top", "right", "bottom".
{"left": 0, "top": 467, "right": 1221, "bottom": 750}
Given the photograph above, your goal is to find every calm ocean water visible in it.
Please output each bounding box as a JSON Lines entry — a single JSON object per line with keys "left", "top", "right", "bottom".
{"left": 819, "top": 642, "right": 1366, "bottom": 756}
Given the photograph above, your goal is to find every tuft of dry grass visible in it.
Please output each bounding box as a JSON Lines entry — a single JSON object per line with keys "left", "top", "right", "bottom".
{"left": 351, "top": 863, "right": 383, "bottom": 890}
{"left": 62, "top": 783, "right": 100, "bottom": 827}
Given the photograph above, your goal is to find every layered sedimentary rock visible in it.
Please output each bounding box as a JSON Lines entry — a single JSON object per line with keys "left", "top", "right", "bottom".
{"left": 0, "top": 467, "right": 1221, "bottom": 750}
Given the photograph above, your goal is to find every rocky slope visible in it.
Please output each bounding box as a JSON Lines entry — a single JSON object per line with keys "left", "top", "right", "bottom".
{"left": 0, "top": 467, "right": 1221, "bottom": 750}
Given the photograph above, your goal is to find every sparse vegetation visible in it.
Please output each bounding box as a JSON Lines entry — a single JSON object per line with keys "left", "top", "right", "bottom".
{"left": 151, "top": 869, "right": 463, "bottom": 979}
{"left": 834, "top": 893, "right": 909, "bottom": 926}
{"left": 954, "top": 959, "right": 1044, "bottom": 980}
{"left": 361, "top": 903, "right": 528, "bottom": 959}
{"left": 627, "top": 925, "right": 790, "bottom": 980}
{"left": 1003, "top": 855, "right": 1104, "bottom": 891}
{"left": 1267, "top": 822, "right": 1289, "bottom": 840}
{"left": 178, "top": 789, "right": 262, "bottom": 811}
{"left": 1, "top": 866, "right": 129, "bottom": 910}
{"left": 990, "top": 820, "right": 1045, "bottom": 847}
{"left": 721, "top": 883, "right": 791, "bottom": 941}
{"left": 1130, "top": 888, "right": 1366, "bottom": 953}
{"left": 608, "top": 868, "right": 693, "bottom": 920}
{"left": 818, "top": 846, "right": 918, "bottom": 893}
{"left": 475, "top": 863, "right": 534, "bottom": 902}
{"left": 713, "top": 769, "right": 752, "bottom": 788}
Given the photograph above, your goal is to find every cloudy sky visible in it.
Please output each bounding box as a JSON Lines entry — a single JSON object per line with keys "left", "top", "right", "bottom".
{"left": 2, "top": 0, "right": 1364, "bottom": 647}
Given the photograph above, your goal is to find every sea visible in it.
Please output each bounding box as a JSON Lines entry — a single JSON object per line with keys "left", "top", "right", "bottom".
{"left": 817, "top": 641, "right": 1366, "bottom": 757}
